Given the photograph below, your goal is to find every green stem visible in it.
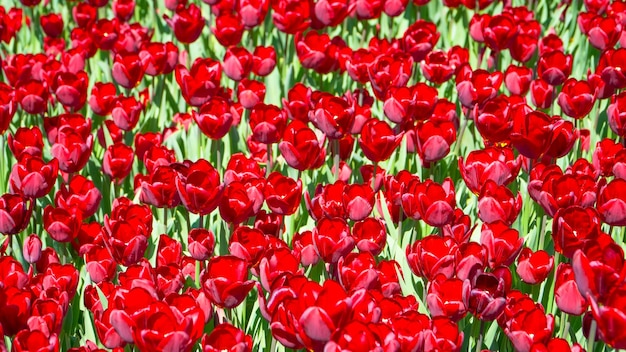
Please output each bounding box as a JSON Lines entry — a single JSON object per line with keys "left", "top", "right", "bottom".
{"left": 163, "top": 207, "right": 168, "bottom": 233}
{"left": 266, "top": 143, "right": 272, "bottom": 178}
{"left": 475, "top": 319, "right": 485, "bottom": 352}
{"left": 588, "top": 319, "right": 597, "bottom": 352}
{"left": 333, "top": 139, "right": 340, "bottom": 182}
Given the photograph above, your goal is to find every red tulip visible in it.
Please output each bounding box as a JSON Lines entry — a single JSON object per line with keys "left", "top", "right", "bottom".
{"left": 587, "top": 15, "right": 622, "bottom": 50}
{"left": 212, "top": 12, "right": 245, "bottom": 47}
{"left": 482, "top": 13, "right": 517, "bottom": 52}
{"left": 164, "top": 3, "right": 205, "bottom": 44}
{"left": 43, "top": 205, "right": 82, "bottom": 243}
{"left": 176, "top": 159, "right": 223, "bottom": 215}
{"left": 465, "top": 272, "right": 506, "bottom": 321}
{"left": 278, "top": 120, "right": 326, "bottom": 171}
{"left": 12, "top": 330, "right": 59, "bottom": 352}
{"left": 188, "top": 228, "right": 215, "bottom": 261}
{"left": 510, "top": 108, "right": 554, "bottom": 160}
{"left": 504, "top": 65, "right": 533, "bottom": 95}
{"left": 406, "top": 235, "right": 460, "bottom": 281}
{"left": 530, "top": 79, "right": 555, "bottom": 109}
{"left": 271, "top": 0, "right": 312, "bottom": 34}
{"left": 537, "top": 50, "right": 573, "bottom": 86}
{"left": 401, "top": 19, "right": 440, "bottom": 62}
{"left": 480, "top": 221, "right": 524, "bottom": 269}
{"left": 50, "top": 128, "right": 94, "bottom": 174}
{"left": 102, "top": 142, "right": 134, "bottom": 183}
{"left": 427, "top": 276, "right": 470, "bottom": 321}
{"left": 139, "top": 164, "right": 182, "bottom": 209}
{"left": 139, "top": 41, "right": 179, "bottom": 76}
{"left": 10, "top": 154, "right": 59, "bottom": 199}
{"left": 23, "top": 234, "right": 42, "bottom": 264}
{"left": 55, "top": 175, "right": 102, "bottom": 218}
{"left": 112, "top": 52, "right": 144, "bottom": 90}
{"left": 516, "top": 248, "right": 554, "bottom": 285}
{"left": 175, "top": 58, "right": 222, "bottom": 107}
{"left": 88, "top": 82, "right": 117, "bottom": 116}
{"left": 459, "top": 146, "right": 521, "bottom": 195}
{"left": 401, "top": 178, "right": 456, "bottom": 227}
{"left": 264, "top": 172, "right": 302, "bottom": 215}
{"left": 557, "top": 78, "right": 596, "bottom": 119}
{"left": 15, "top": 79, "right": 49, "bottom": 115}
{"left": 352, "top": 217, "right": 387, "bottom": 256}
{"left": 219, "top": 180, "right": 264, "bottom": 225}
{"left": 0, "top": 193, "right": 32, "bottom": 235}
{"left": 415, "top": 119, "right": 457, "bottom": 166}
{"left": 477, "top": 180, "right": 522, "bottom": 225}
{"left": 249, "top": 103, "right": 287, "bottom": 144}
{"left": 312, "top": 217, "right": 355, "bottom": 263}
{"left": 201, "top": 323, "right": 253, "bottom": 352}
{"left": 8, "top": 126, "right": 44, "bottom": 159}
{"left": 597, "top": 48, "right": 626, "bottom": 89}
{"left": 358, "top": 118, "right": 403, "bottom": 163}
{"left": 588, "top": 285, "right": 626, "bottom": 349}
{"left": 597, "top": 178, "right": 626, "bottom": 226}
{"left": 193, "top": 96, "right": 236, "bottom": 140}
{"left": 237, "top": 79, "right": 266, "bottom": 109}
{"left": 252, "top": 46, "right": 276, "bottom": 76}
{"left": 552, "top": 206, "right": 602, "bottom": 258}
{"left": 202, "top": 255, "right": 255, "bottom": 308}
{"left": 554, "top": 263, "right": 588, "bottom": 315}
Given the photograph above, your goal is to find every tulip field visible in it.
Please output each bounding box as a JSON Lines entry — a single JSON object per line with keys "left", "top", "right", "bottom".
{"left": 3, "top": 0, "right": 626, "bottom": 350}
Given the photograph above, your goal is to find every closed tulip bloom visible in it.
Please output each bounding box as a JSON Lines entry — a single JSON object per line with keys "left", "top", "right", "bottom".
{"left": 557, "top": 78, "right": 596, "bottom": 119}
{"left": 201, "top": 323, "right": 253, "bottom": 352}
{"left": 358, "top": 118, "right": 403, "bottom": 163}
{"left": 164, "top": 3, "right": 205, "bottom": 44}
{"left": 103, "top": 142, "right": 134, "bottom": 183}
{"left": 537, "top": 50, "right": 573, "bottom": 86}
{"left": 0, "top": 193, "right": 32, "bottom": 235}
{"left": 264, "top": 172, "right": 301, "bottom": 215}
{"left": 554, "top": 263, "right": 588, "bottom": 315}
{"left": 313, "top": 217, "right": 355, "bottom": 263}
{"left": 597, "top": 178, "right": 626, "bottom": 226}
{"left": 223, "top": 46, "right": 253, "bottom": 82}
{"left": 202, "top": 255, "right": 255, "bottom": 308}
{"left": 480, "top": 221, "right": 524, "bottom": 269}
{"left": 54, "top": 175, "right": 102, "bottom": 218}
{"left": 249, "top": 103, "right": 286, "bottom": 144}
{"left": 406, "top": 235, "right": 460, "bottom": 281}
{"left": 193, "top": 96, "right": 236, "bottom": 140}
{"left": 112, "top": 52, "right": 145, "bottom": 89}
{"left": 188, "top": 228, "right": 215, "bottom": 261}
{"left": 278, "top": 120, "right": 326, "bottom": 171}
{"left": 10, "top": 154, "right": 59, "bottom": 199}
{"left": 252, "top": 46, "right": 277, "bottom": 76}
{"left": 8, "top": 126, "right": 44, "bottom": 158}
{"left": 176, "top": 159, "right": 223, "bottom": 215}
{"left": 212, "top": 12, "right": 245, "bottom": 47}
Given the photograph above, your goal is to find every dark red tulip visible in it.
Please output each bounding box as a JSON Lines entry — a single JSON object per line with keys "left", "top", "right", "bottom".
{"left": 10, "top": 154, "right": 59, "bottom": 199}
{"left": 587, "top": 15, "right": 622, "bottom": 50}
{"left": 588, "top": 284, "right": 626, "bottom": 349}
{"left": 201, "top": 323, "right": 253, "bottom": 352}
{"left": 103, "top": 197, "right": 152, "bottom": 266}
{"left": 202, "top": 255, "right": 255, "bottom": 308}
{"left": 55, "top": 175, "right": 102, "bottom": 218}
{"left": 188, "top": 228, "right": 215, "bottom": 261}
{"left": 481, "top": 221, "right": 524, "bottom": 269}
{"left": 465, "top": 272, "right": 506, "bottom": 321}
{"left": 0, "top": 193, "right": 32, "bottom": 235}
{"left": 510, "top": 108, "right": 553, "bottom": 160}
{"left": 359, "top": 118, "right": 403, "bottom": 163}
{"left": 164, "top": 3, "right": 205, "bottom": 44}
{"left": 608, "top": 91, "right": 626, "bottom": 137}
{"left": 593, "top": 138, "right": 623, "bottom": 177}
{"left": 40, "top": 13, "right": 64, "bottom": 38}
{"left": 175, "top": 58, "right": 222, "bottom": 107}
{"left": 552, "top": 206, "right": 602, "bottom": 258}
{"left": 537, "top": 50, "right": 573, "bottom": 86}
{"left": 597, "top": 48, "right": 626, "bottom": 89}
{"left": 406, "top": 235, "right": 460, "bottom": 281}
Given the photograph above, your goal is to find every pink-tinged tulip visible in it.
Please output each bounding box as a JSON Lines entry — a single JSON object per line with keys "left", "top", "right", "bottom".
{"left": 164, "top": 3, "right": 205, "bottom": 44}
{"left": 588, "top": 15, "right": 622, "bottom": 50}
{"left": 342, "top": 183, "right": 375, "bottom": 221}
{"left": 530, "top": 79, "right": 555, "bottom": 109}
{"left": 23, "top": 234, "right": 42, "bottom": 264}
{"left": 201, "top": 323, "right": 253, "bottom": 352}
{"left": 557, "top": 78, "right": 596, "bottom": 119}
{"left": 219, "top": 180, "right": 264, "bottom": 225}
{"left": 85, "top": 245, "right": 117, "bottom": 283}
{"left": 337, "top": 252, "right": 379, "bottom": 292}
{"left": 188, "top": 228, "right": 215, "bottom": 261}
{"left": 43, "top": 205, "right": 82, "bottom": 242}
{"left": 427, "top": 276, "right": 470, "bottom": 321}
{"left": 292, "top": 230, "right": 321, "bottom": 267}
{"left": 16, "top": 79, "right": 49, "bottom": 115}
{"left": 608, "top": 91, "right": 626, "bottom": 137}
{"left": 481, "top": 221, "right": 524, "bottom": 269}
{"left": 459, "top": 146, "right": 521, "bottom": 195}
{"left": 252, "top": 46, "right": 277, "bottom": 76}
{"left": 504, "top": 307, "right": 554, "bottom": 352}
{"left": 112, "top": 53, "right": 145, "bottom": 90}
{"left": 504, "top": 65, "right": 533, "bottom": 95}
{"left": 401, "top": 178, "right": 456, "bottom": 227}
{"left": 103, "top": 197, "right": 152, "bottom": 266}
{"left": 415, "top": 119, "right": 457, "bottom": 166}
{"left": 554, "top": 263, "right": 588, "bottom": 315}
{"left": 12, "top": 330, "right": 59, "bottom": 352}
{"left": 477, "top": 180, "right": 522, "bottom": 225}
{"left": 401, "top": 19, "right": 440, "bottom": 62}
{"left": 249, "top": 103, "right": 286, "bottom": 144}
{"left": 271, "top": 0, "right": 312, "bottom": 34}
{"left": 202, "top": 255, "right": 255, "bottom": 308}
{"left": 223, "top": 46, "right": 253, "bottom": 82}
{"left": 597, "top": 48, "right": 626, "bottom": 89}
{"left": 10, "top": 154, "right": 59, "bottom": 199}
{"left": 588, "top": 285, "right": 626, "bottom": 349}
{"left": 597, "top": 178, "right": 626, "bottom": 226}
{"left": 278, "top": 120, "right": 326, "bottom": 171}
{"left": 456, "top": 68, "right": 503, "bottom": 108}
{"left": 406, "top": 235, "right": 460, "bottom": 281}
{"left": 228, "top": 226, "right": 268, "bottom": 266}
{"left": 193, "top": 96, "right": 236, "bottom": 140}
{"left": 312, "top": 217, "right": 354, "bottom": 263}
{"left": 175, "top": 58, "right": 222, "bottom": 107}
{"left": 89, "top": 82, "right": 117, "bottom": 116}
{"left": 237, "top": 79, "right": 266, "bottom": 109}
{"left": 537, "top": 50, "right": 573, "bottom": 86}
{"left": 0, "top": 194, "right": 32, "bottom": 235}
{"left": 139, "top": 41, "right": 179, "bottom": 76}
{"left": 516, "top": 248, "right": 554, "bottom": 285}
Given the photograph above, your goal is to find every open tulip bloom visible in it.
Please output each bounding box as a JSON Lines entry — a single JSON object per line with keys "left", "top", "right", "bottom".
{"left": 2, "top": 0, "right": 626, "bottom": 351}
